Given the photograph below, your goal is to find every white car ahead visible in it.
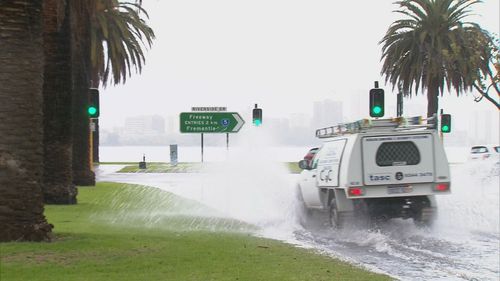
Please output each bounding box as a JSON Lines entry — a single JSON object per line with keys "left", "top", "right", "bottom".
{"left": 469, "top": 145, "right": 500, "bottom": 161}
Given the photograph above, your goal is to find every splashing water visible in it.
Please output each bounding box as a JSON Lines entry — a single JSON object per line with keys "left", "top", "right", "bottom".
{"left": 94, "top": 125, "right": 303, "bottom": 235}
{"left": 97, "top": 128, "right": 499, "bottom": 280}
{"left": 289, "top": 159, "right": 499, "bottom": 281}
{"left": 197, "top": 125, "right": 302, "bottom": 240}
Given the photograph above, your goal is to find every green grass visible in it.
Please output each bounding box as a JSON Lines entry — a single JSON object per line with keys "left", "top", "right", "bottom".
{"left": 286, "top": 162, "right": 302, "bottom": 174}
{"left": 0, "top": 183, "right": 391, "bottom": 281}
{"left": 117, "top": 162, "right": 303, "bottom": 174}
{"left": 97, "top": 162, "right": 165, "bottom": 165}
{"left": 117, "top": 162, "right": 203, "bottom": 173}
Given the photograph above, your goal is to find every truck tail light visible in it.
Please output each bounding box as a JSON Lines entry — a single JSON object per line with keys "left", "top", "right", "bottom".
{"left": 434, "top": 183, "right": 450, "bottom": 192}
{"left": 348, "top": 187, "right": 364, "bottom": 196}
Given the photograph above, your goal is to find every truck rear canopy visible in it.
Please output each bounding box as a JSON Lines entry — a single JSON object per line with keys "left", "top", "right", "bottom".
{"left": 362, "top": 134, "right": 435, "bottom": 185}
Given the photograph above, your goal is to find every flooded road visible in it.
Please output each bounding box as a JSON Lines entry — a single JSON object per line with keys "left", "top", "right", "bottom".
{"left": 97, "top": 161, "right": 499, "bottom": 281}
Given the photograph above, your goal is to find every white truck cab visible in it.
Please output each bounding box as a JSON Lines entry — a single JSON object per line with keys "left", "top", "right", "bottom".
{"left": 297, "top": 115, "right": 451, "bottom": 228}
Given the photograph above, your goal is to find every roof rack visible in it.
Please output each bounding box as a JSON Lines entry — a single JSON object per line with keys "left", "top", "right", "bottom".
{"left": 315, "top": 114, "right": 438, "bottom": 138}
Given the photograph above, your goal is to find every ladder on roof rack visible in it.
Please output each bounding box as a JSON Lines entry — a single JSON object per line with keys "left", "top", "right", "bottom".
{"left": 315, "top": 114, "right": 438, "bottom": 138}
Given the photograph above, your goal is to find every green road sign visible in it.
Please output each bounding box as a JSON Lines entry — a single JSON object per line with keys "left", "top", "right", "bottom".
{"left": 180, "top": 112, "right": 245, "bottom": 133}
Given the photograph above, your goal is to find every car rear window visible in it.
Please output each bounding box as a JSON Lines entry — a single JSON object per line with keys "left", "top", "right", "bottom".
{"left": 376, "top": 141, "right": 421, "bottom": 166}
{"left": 471, "top": 146, "right": 488, "bottom": 153}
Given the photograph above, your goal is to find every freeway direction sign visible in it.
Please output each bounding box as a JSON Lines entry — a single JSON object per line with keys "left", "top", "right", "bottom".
{"left": 179, "top": 112, "right": 245, "bottom": 133}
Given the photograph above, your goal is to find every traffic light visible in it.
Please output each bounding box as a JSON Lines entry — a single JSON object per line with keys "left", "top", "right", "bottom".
{"left": 252, "top": 104, "right": 262, "bottom": 126}
{"left": 369, "top": 88, "right": 385, "bottom": 118}
{"left": 88, "top": 88, "right": 99, "bottom": 118}
{"left": 440, "top": 114, "right": 451, "bottom": 133}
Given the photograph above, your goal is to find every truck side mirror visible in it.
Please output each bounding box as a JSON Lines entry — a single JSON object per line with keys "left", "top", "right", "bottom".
{"left": 298, "top": 160, "right": 310, "bottom": 170}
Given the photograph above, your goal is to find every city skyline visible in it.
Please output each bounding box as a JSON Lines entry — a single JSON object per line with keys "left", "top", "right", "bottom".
{"left": 100, "top": 98, "right": 498, "bottom": 146}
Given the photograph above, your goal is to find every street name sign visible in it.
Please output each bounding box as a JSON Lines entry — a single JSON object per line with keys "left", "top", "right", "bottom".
{"left": 191, "top": 106, "right": 227, "bottom": 112}
{"left": 180, "top": 112, "right": 245, "bottom": 133}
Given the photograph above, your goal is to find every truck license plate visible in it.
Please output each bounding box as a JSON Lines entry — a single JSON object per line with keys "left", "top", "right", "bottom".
{"left": 387, "top": 185, "right": 413, "bottom": 194}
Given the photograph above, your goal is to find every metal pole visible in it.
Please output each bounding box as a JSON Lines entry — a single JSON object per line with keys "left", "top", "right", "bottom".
{"left": 93, "top": 118, "right": 99, "bottom": 162}
{"left": 397, "top": 83, "right": 402, "bottom": 117}
{"left": 226, "top": 133, "right": 229, "bottom": 150}
{"left": 89, "top": 119, "right": 94, "bottom": 171}
{"left": 201, "top": 133, "right": 204, "bottom": 163}
{"left": 397, "top": 92, "right": 402, "bottom": 117}
{"left": 440, "top": 109, "right": 444, "bottom": 141}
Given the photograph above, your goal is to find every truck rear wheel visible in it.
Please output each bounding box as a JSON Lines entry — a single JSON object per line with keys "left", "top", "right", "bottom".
{"left": 329, "top": 200, "right": 344, "bottom": 229}
{"left": 413, "top": 207, "right": 436, "bottom": 227}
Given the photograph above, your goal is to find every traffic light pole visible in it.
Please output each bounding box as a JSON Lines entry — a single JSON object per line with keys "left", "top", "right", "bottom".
{"left": 397, "top": 85, "right": 403, "bottom": 117}
{"left": 89, "top": 119, "right": 94, "bottom": 171}
{"left": 93, "top": 118, "right": 99, "bottom": 163}
{"left": 201, "top": 133, "right": 204, "bottom": 163}
{"left": 440, "top": 109, "right": 443, "bottom": 141}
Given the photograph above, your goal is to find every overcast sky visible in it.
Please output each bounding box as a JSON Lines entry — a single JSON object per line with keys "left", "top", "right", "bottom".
{"left": 100, "top": 0, "right": 500, "bottom": 131}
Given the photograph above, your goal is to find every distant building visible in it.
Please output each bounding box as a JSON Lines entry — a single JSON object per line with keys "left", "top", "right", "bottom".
{"left": 166, "top": 115, "right": 176, "bottom": 134}
{"left": 266, "top": 117, "right": 290, "bottom": 144}
{"left": 468, "top": 110, "right": 497, "bottom": 144}
{"left": 124, "top": 115, "right": 165, "bottom": 136}
{"left": 312, "top": 99, "right": 343, "bottom": 128}
{"left": 443, "top": 130, "right": 468, "bottom": 146}
{"left": 290, "top": 113, "right": 310, "bottom": 128}
{"left": 347, "top": 90, "right": 364, "bottom": 121}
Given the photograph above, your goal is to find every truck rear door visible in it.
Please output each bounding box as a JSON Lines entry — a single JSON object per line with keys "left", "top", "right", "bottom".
{"left": 362, "top": 134, "right": 435, "bottom": 185}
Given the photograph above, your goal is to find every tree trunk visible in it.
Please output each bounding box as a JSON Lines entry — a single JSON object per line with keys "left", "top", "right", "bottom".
{"left": 426, "top": 79, "right": 440, "bottom": 118}
{"left": 71, "top": 0, "right": 95, "bottom": 186}
{"left": 42, "top": 0, "right": 78, "bottom": 204}
{"left": 0, "top": 1, "right": 53, "bottom": 241}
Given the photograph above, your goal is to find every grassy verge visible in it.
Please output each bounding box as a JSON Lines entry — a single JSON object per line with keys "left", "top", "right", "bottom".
{"left": 116, "top": 162, "right": 302, "bottom": 174}
{"left": 0, "top": 183, "right": 391, "bottom": 281}
{"left": 98, "top": 162, "right": 164, "bottom": 165}
{"left": 117, "top": 162, "right": 203, "bottom": 173}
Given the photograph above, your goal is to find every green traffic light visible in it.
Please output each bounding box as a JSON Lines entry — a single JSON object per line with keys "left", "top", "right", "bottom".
{"left": 253, "top": 119, "right": 262, "bottom": 126}
{"left": 88, "top": 106, "right": 97, "bottom": 116}
{"left": 441, "top": 125, "right": 450, "bottom": 132}
{"left": 372, "top": 106, "right": 382, "bottom": 115}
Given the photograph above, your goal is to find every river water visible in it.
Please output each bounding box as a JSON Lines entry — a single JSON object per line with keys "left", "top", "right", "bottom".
{"left": 100, "top": 145, "right": 469, "bottom": 163}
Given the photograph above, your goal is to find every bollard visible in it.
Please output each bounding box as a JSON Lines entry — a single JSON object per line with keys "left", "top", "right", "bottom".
{"left": 139, "top": 154, "right": 147, "bottom": 169}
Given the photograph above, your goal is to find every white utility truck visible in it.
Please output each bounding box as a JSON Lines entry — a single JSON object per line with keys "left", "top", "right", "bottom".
{"left": 297, "top": 115, "right": 451, "bottom": 228}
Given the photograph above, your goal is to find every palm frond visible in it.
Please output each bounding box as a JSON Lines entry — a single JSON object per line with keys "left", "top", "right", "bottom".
{"left": 380, "top": 0, "right": 493, "bottom": 106}
{"left": 90, "top": 0, "right": 155, "bottom": 87}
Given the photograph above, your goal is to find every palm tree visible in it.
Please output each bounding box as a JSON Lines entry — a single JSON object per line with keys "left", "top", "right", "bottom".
{"left": 42, "top": 0, "right": 78, "bottom": 204}
{"left": 380, "top": 0, "right": 492, "bottom": 117}
{"left": 71, "top": 0, "right": 153, "bottom": 185}
{"left": 89, "top": 0, "right": 155, "bottom": 162}
{"left": 71, "top": 0, "right": 96, "bottom": 186}
{"left": 0, "top": 1, "right": 53, "bottom": 241}
{"left": 91, "top": 0, "right": 155, "bottom": 87}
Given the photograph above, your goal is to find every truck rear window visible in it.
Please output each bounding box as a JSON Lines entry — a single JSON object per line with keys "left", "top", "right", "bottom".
{"left": 376, "top": 141, "right": 421, "bottom": 166}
